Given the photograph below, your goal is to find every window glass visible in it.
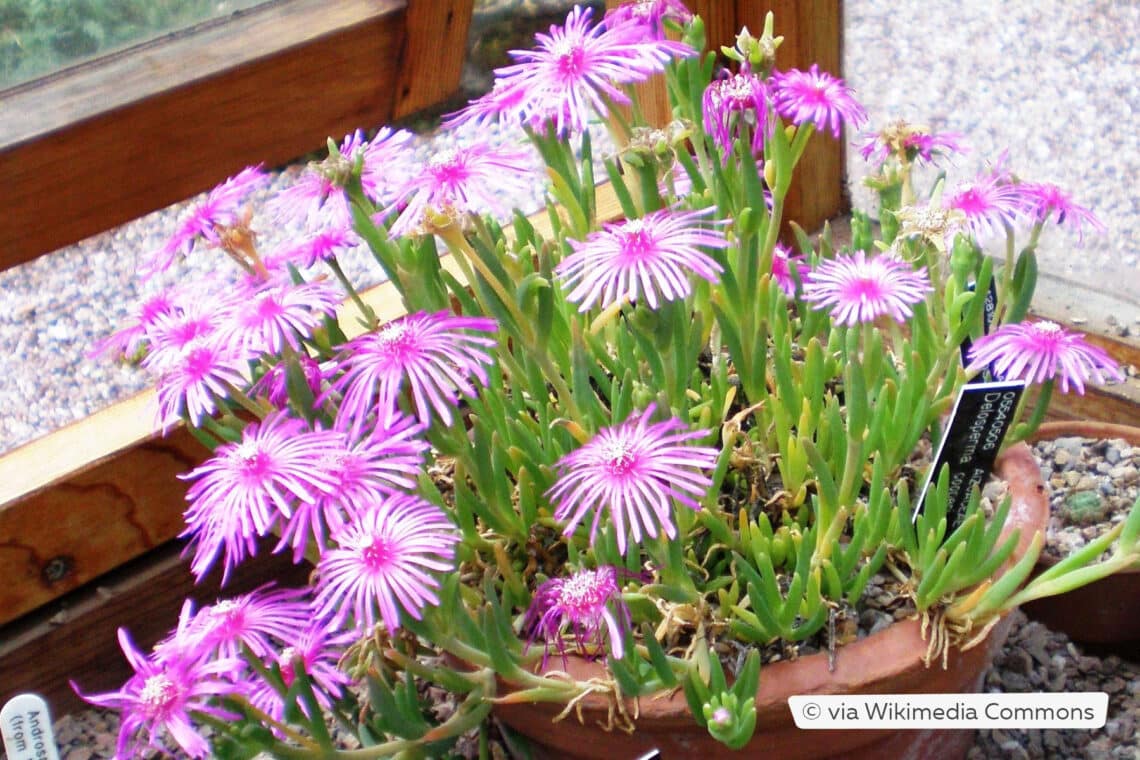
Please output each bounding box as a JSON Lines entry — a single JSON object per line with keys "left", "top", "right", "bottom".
{"left": 0, "top": 0, "right": 271, "bottom": 91}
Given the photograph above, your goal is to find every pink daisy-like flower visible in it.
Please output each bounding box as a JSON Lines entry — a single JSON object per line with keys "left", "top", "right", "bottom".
{"left": 524, "top": 565, "right": 632, "bottom": 663}
{"left": 91, "top": 286, "right": 187, "bottom": 361}
{"left": 265, "top": 226, "right": 359, "bottom": 270}
{"left": 944, "top": 163, "right": 1029, "bottom": 241}
{"left": 384, "top": 140, "right": 536, "bottom": 237}
{"left": 145, "top": 165, "right": 269, "bottom": 277}
{"left": 216, "top": 278, "right": 341, "bottom": 356}
{"left": 702, "top": 69, "right": 770, "bottom": 158}
{"left": 272, "top": 128, "right": 412, "bottom": 229}
{"left": 802, "top": 250, "right": 932, "bottom": 327}
{"left": 1018, "top": 182, "right": 1105, "bottom": 242}
{"left": 147, "top": 334, "right": 251, "bottom": 427}
{"left": 771, "top": 64, "right": 867, "bottom": 138}
{"left": 966, "top": 320, "right": 1124, "bottom": 395}
{"left": 605, "top": 0, "right": 693, "bottom": 38}
{"left": 547, "top": 404, "right": 718, "bottom": 553}
{"left": 859, "top": 121, "right": 967, "bottom": 167}
{"left": 444, "top": 78, "right": 532, "bottom": 130}
{"left": 180, "top": 412, "right": 343, "bottom": 580}
{"left": 770, "top": 243, "right": 807, "bottom": 297}
{"left": 249, "top": 625, "right": 354, "bottom": 722}
{"left": 276, "top": 415, "right": 429, "bottom": 560}
{"left": 171, "top": 585, "right": 312, "bottom": 660}
{"left": 556, "top": 207, "right": 727, "bottom": 311}
{"left": 327, "top": 310, "right": 498, "bottom": 433}
{"left": 313, "top": 492, "right": 460, "bottom": 633}
{"left": 72, "top": 629, "right": 240, "bottom": 759}
{"left": 253, "top": 354, "right": 328, "bottom": 410}
{"left": 471, "top": 5, "right": 695, "bottom": 136}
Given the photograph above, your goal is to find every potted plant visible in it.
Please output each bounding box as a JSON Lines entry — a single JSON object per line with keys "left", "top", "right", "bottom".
{"left": 73, "top": 3, "right": 1140, "bottom": 758}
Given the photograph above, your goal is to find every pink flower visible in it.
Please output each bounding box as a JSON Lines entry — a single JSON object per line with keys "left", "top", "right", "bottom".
{"left": 272, "top": 128, "right": 412, "bottom": 229}
{"left": 72, "top": 629, "right": 240, "bottom": 759}
{"left": 770, "top": 243, "right": 807, "bottom": 297}
{"left": 170, "top": 586, "right": 312, "bottom": 660}
{"left": 265, "top": 227, "right": 358, "bottom": 270}
{"left": 771, "top": 64, "right": 867, "bottom": 138}
{"left": 463, "top": 5, "right": 695, "bottom": 136}
{"left": 327, "top": 310, "right": 498, "bottom": 433}
{"left": 605, "top": 0, "right": 693, "bottom": 38}
{"left": 146, "top": 165, "right": 269, "bottom": 277}
{"left": 945, "top": 161, "right": 1028, "bottom": 241}
{"left": 180, "top": 412, "right": 343, "bottom": 580}
{"left": 253, "top": 354, "right": 328, "bottom": 410}
{"left": 702, "top": 69, "right": 770, "bottom": 158}
{"left": 92, "top": 286, "right": 187, "bottom": 361}
{"left": 547, "top": 404, "right": 718, "bottom": 553}
{"left": 314, "top": 493, "right": 460, "bottom": 633}
{"left": 1019, "top": 182, "right": 1105, "bottom": 242}
{"left": 802, "top": 251, "right": 932, "bottom": 326}
{"left": 524, "top": 565, "right": 632, "bottom": 663}
{"left": 859, "top": 122, "right": 967, "bottom": 166}
{"left": 556, "top": 207, "right": 727, "bottom": 311}
{"left": 384, "top": 141, "right": 536, "bottom": 237}
{"left": 216, "top": 279, "right": 341, "bottom": 356}
{"left": 147, "top": 335, "right": 251, "bottom": 427}
{"left": 966, "top": 320, "right": 1124, "bottom": 395}
{"left": 249, "top": 625, "right": 354, "bottom": 722}
{"left": 276, "top": 415, "right": 429, "bottom": 561}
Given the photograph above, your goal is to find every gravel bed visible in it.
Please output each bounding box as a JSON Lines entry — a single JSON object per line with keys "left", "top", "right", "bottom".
{"left": 1033, "top": 436, "right": 1140, "bottom": 564}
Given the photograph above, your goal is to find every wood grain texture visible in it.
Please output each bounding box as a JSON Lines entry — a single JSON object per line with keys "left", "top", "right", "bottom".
{"left": 0, "top": 0, "right": 406, "bottom": 271}
{"left": 0, "top": 540, "right": 314, "bottom": 716}
{"left": 392, "top": 0, "right": 475, "bottom": 119}
{"left": 0, "top": 407, "right": 206, "bottom": 626}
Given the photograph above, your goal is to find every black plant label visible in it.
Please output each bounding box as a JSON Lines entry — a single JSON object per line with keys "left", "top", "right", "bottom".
{"left": 960, "top": 279, "right": 999, "bottom": 383}
{"left": 915, "top": 380, "right": 1026, "bottom": 534}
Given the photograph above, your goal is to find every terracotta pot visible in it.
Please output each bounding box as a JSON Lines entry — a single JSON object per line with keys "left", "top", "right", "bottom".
{"left": 494, "top": 443, "right": 1048, "bottom": 760}
{"left": 1020, "top": 421, "right": 1140, "bottom": 644}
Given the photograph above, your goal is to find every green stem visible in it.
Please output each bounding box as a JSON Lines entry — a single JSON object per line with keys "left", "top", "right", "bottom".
{"left": 327, "top": 255, "right": 378, "bottom": 330}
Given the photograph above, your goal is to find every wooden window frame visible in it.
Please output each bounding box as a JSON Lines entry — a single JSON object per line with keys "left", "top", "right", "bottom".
{"left": 0, "top": 0, "right": 473, "bottom": 271}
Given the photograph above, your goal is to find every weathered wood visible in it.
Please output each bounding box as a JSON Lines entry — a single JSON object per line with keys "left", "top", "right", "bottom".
{"left": 0, "top": 540, "right": 314, "bottom": 717}
{"left": 393, "top": 0, "right": 475, "bottom": 119}
{"left": 0, "top": 0, "right": 407, "bottom": 271}
{"left": 0, "top": 399, "right": 204, "bottom": 626}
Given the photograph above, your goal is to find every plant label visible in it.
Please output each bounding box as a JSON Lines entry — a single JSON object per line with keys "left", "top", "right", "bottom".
{"left": 915, "top": 380, "right": 1026, "bottom": 533}
{"left": 959, "top": 279, "right": 999, "bottom": 383}
{"left": 1, "top": 694, "right": 61, "bottom": 760}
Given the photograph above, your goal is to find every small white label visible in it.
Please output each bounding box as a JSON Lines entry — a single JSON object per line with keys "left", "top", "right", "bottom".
{"left": 789, "top": 692, "right": 1108, "bottom": 729}
{"left": 1, "top": 694, "right": 61, "bottom": 760}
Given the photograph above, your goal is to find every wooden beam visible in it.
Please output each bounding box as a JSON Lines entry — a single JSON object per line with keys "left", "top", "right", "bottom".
{"left": 0, "top": 540, "right": 314, "bottom": 717}
{"left": 0, "top": 0, "right": 407, "bottom": 271}
{"left": 393, "top": 0, "right": 475, "bottom": 119}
